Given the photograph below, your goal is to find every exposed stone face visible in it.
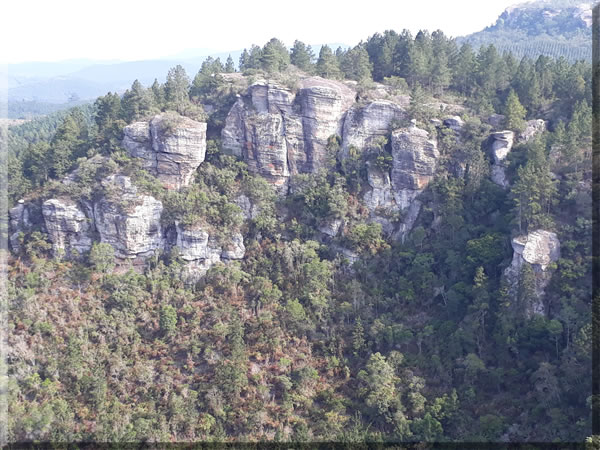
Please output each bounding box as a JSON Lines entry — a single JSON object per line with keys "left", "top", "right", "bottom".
{"left": 235, "top": 194, "right": 260, "bottom": 220}
{"left": 504, "top": 230, "right": 561, "bottom": 317}
{"left": 318, "top": 218, "right": 343, "bottom": 237}
{"left": 443, "top": 116, "right": 465, "bottom": 132}
{"left": 490, "top": 130, "right": 515, "bottom": 188}
{"left": 42, "top": 199, "right": 92, "bottom": 258}
{"left": 519, "top": 119, "right": 546, "bottom": 143}
{"left": 93, "top": 175, "right": 163, "bottom": 259}
{"left": 222, "top": 77, "right": 355, "bottom": 191}
{"left": 391, "top": 126, "right": 439, "bottom": 209}
{"left": 341, "top": 100, "right": 406, "bottom": 160}
{"left": 123, "top": 113, "right": 207, "bottom": 189}
{"left": 174, "top": 222, "right": 245, "bottom": 282}
{"left": 9, "top": 202, "right": 35, "bottom": 252}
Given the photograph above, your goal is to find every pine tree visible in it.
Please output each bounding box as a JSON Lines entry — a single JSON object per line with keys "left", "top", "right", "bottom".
{"left": 340, "top": 45, "right": 373, "bottom": 81}
{"left": 261, "top": 38, "right": 290, "bottom": 73}
{"left": 290, "top": 40, "right": 315, "bottom": 73}
{"left": 316, "top": 45, "right": 341, "bottom": 79}
{"left": 238, "top": 49, "right": 250, "bottom": 71}
{"left": 225, "top": 55, "right": 235, "bottom": 73}
{"left": 164, "top": 65, "right": 191, "bottom": 113}
{"left": 121, "top": 79, "right": 155, "bottom": 122}
{"left": 503, "top": 89, "right": 527, "bottom": 132}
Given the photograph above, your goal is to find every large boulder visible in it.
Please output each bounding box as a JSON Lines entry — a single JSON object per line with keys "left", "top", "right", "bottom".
{"left": 489, "top": 130, "right": 515, "bottom": 188}
{"left": 123, "top": 112, "right": 207, "bottom": 190}
{"left": 42, "top": 198, "right": 92, "bottom": 258}
{"left": 93, "top": 175, "right": 163, "bottom": 259}
{"left": 504, "top": 230, "right": 561, "bottom": 317}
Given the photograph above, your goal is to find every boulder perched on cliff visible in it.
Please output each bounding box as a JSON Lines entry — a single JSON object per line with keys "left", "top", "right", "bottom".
{"left": 504, "top": 230, "right": 561, "bottom": 317}
{"left": 42, "top": 199, "right": 92, "bottom": 258}
{"left": 222, "top": 77, "right": 355, "bottom": 191}
{"left": 489, "top": 130, "right": 515, "bottom": 188}
{"left": 93, "top": 175, "right": 163, "bottom": 259}
{"left": 123, "top": 112, "right": 207, "bottom": 190}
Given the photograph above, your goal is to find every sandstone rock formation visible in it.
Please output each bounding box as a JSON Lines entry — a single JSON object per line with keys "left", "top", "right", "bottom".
{"left": 42, "top": 198, "right": 92, "bottom": 258}
{"left": 504, "top": 230, "right": 561, "bottom": 317}
{"left": 489, "top": 130, "right": 515, "bottom": 188}
{"left": 9, "top": 201, "right": 37, "bottom": 252}
{"left": 175, "top": 222, "right": 245, "bottom": 282}
{"left": 123, "top": 113, "right": 207, "bottom": 189}
{"left": 222, "top": 77, "right": 355, "bottom": 191}
{"left": 341, "top": 100, "right": 406, "bottom": 159}
{"left": 93, "top": 175, "right": 164, "bottom": 259}
{"left": 443, "top": 116, "right": 465, "bottom": 132}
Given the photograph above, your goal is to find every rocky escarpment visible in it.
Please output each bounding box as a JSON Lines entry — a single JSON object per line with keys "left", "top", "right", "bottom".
{"left": 341, "top": 100, "right": 406, "bottom": 159}
{"left": 42, "top": 199, "right": 93, "bottom": 258}
{"left": 93, "top": 175, "right": 164, "bottom": 259}
{"left": 222, "top": 77, "right": 355, "bottom": 190}
{"left": 489, "top": 119, "right": 546, "bottom": 188}
{"left": 175, "top": 223, "right": 245, "bottom": 282}
{"left": 123, "top": 113, "right": 207, "bottom": 190}
{"left": 361, "top": 125, "right": 439, "bottom": 238}
{"left": 504, "top": 230, "right": 560, "bottom": 317}
{"left": 490, "top": 131, "right": 515, "bottom": 188}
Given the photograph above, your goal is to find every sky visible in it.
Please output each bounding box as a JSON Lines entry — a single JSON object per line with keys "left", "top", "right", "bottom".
{"left": 2, "top": 0, "right": 529, "bottom": 64}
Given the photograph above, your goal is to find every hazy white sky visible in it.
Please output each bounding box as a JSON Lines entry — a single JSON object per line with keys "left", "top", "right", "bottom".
{"left": 3, "top": 0, "right": 527, "bottom": 64}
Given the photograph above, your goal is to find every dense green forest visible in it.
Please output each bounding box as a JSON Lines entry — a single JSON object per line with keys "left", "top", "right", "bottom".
{"left": 5, "top": 28, "right": 593, "bottom": 443}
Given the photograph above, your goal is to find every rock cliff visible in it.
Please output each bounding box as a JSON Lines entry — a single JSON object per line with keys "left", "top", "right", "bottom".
{"left": 42, "top": 198, "right": 92, "bottom": 258}
{"left": 123, "top": 112, "right": 207, "bottom": 190}
{"left": 489, "top": 131, "right": 515, "bottom": 188}
{"left": 504, "top": 230, "right": 560, "bottom": 317}
{"left": 222, "top": 77, "right": 355, "bottom": 190}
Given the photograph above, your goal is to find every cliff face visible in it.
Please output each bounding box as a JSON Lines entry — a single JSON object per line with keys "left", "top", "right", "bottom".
{"left": 123, "top": 113, "right": 207, "bottom": 190}
{"left": 222, "top": 77, "right": 355, "bottom": 190}
{"left": 504, "top": 229, "right": 561, "bottom": 317}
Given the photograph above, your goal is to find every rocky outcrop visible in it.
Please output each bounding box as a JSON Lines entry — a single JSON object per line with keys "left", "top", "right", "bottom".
{"left": 123, "top": 113, "right": 207, "bottom": 190}
{"left": 341, "top": 100, "right": 406, "bottom": 159}
{"left": 519, "top": 119, "right": 546, "bottom": 143}
{"left": 222, "top": 77, "right": 356, "bottom": 191}
{"left": 9, "top": 201, "right": 37, "bottom": 252}
{"left": 391, "top": 126, "right": 439, "bottom": 209}
{"left": 42, "top": 199, "right": 92, "bottom": 258}
{"left": 94, "top": 175, "right": 163, "bottom": 259}
{"left": 443, "top": 116, "right": 465, "bottom": 132}
{"left": 175, "top": 222, "right": 245, "bottom": 282}
{"left": 504, "top": 230, "right": 560, "bottom": 317}
{"left": 358, "top": 125, "right": 439, "bottom": 239}
{"left": 489, "top": 131, "right": 515, "bottom": 188}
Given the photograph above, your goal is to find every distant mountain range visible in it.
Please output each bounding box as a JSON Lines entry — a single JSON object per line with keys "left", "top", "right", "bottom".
{"left": 457, "top": 0, "right": 592, "bottom": 62}
{"left": 5, "top": 0, "right": 593, "bottom": 118}
{"left": 5, "top": 44, "right": 349, "bottom": 117}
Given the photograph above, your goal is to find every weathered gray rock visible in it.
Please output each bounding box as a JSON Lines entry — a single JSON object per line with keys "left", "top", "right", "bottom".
{"left": 490, "top": 130, "right": 515, "bottom": 188}
{"left": 174, "top": 222, "right": 245, "bottom": 282}
{"left": 42, "top": 198, "right": 92, "bottom": 258}
{"left": 341, "top": 100, "right": 406, "bottom": 159}
{"left": 391, "top": 126, "right": 439, "bottom": 209}
{"left": 235, "top": 194, "right": 260, "bottom": 220}
{"left": 93, "top": 175, "right": 163, "bottom": 259}
{"left": 123, "top": 112, "right": 207, "bottom": 189}
{"left": 504, "top": 230, "right": 561, "bottom": 317}
{"left": 318, "top": 218, "right": 343, "bottom": 237}
{"left": 9, "top": 201, "right": 34, "bottom": 252}
{"left": 519, "top": 119, "right": 546, "bottom": 143}
{"left": 222, "top": 77, "right": 356, "bottom": 191}
{"left": 443, "top": 116, "right": 465, "bottom": 132}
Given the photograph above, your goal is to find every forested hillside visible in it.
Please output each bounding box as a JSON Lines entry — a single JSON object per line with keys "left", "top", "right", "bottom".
{"left": 6, "top": 30, "right": 592, "bottom": 443}
{"left": 459, "top": 0, "right": 592, "bottom": 62}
